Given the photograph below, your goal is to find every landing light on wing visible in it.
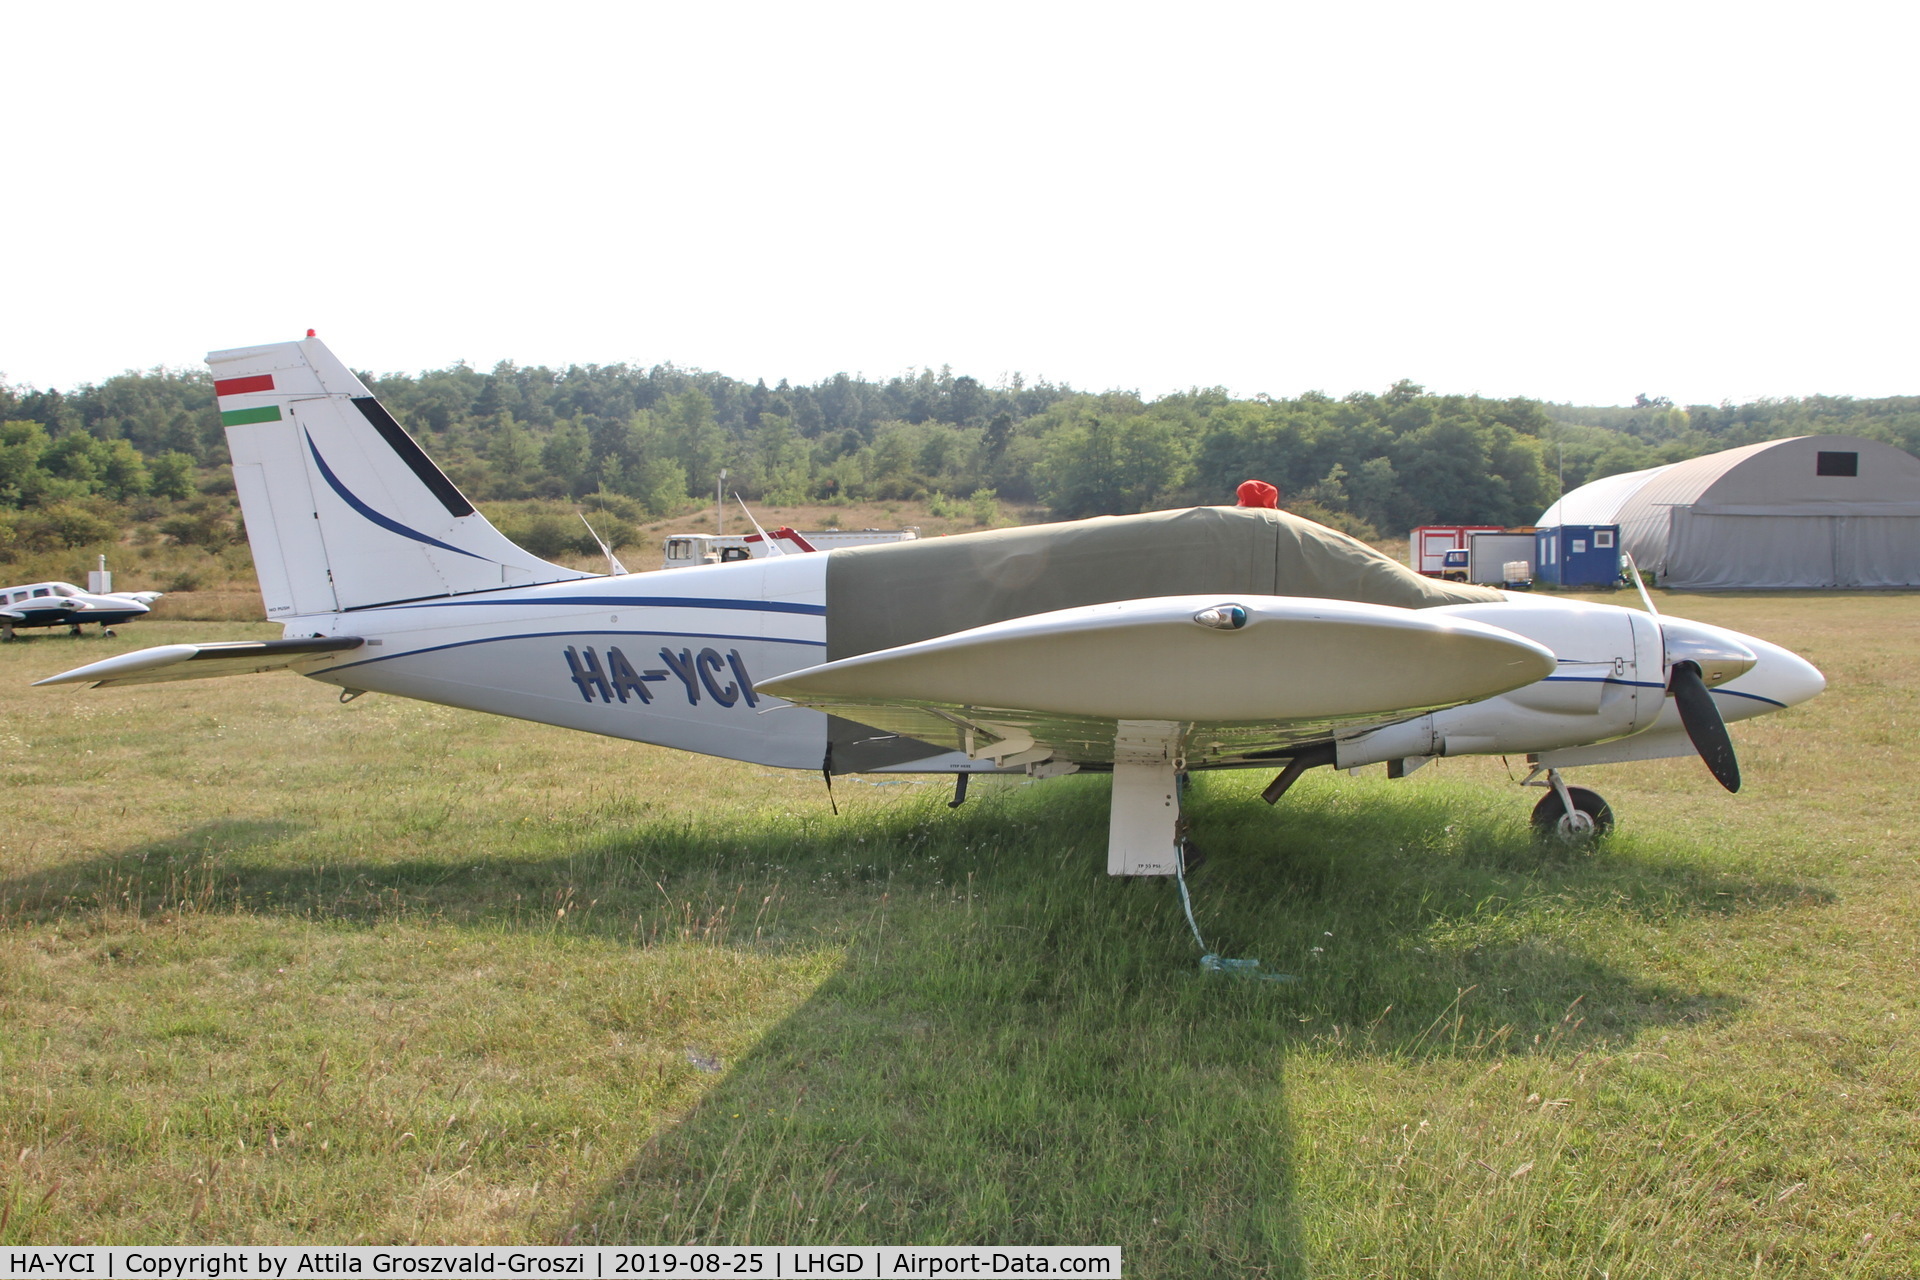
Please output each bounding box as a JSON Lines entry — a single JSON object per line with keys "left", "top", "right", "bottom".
{"left": 1192, "top": 604, "right": 1248, "bottom": 630}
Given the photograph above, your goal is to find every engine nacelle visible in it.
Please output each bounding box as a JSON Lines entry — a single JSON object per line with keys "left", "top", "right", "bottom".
{"left": 1337, "top": 598, "right": 1666, "bottom": 767}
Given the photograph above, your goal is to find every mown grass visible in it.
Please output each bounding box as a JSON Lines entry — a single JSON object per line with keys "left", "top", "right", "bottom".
{"left": 0, "top": 593, "right": 1915, "bottom": 1275}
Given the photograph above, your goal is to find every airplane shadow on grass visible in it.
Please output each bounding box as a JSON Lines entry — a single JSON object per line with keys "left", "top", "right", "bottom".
{"left": 1, "top": 775, "right": 1835, "bottom": 1268}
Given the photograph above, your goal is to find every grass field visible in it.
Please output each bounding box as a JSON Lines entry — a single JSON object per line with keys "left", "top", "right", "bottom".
{"left": 1, "top": 591, "right": 1915, "bottom": 1276}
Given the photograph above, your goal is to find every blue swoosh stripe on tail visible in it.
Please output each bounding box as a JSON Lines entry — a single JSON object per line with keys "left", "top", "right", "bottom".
{"left": 305, "top": 431, "right": 488, "bottom": 561}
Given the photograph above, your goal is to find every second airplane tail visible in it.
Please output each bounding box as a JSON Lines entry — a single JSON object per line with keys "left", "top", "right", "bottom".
{"left": 210, "top": 336, "right": 591, "bottom": 618}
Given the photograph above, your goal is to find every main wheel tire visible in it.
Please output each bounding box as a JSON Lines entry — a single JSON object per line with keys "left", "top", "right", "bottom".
{"left": 1531, "top": 786, "right": 1614, "bottom": 841}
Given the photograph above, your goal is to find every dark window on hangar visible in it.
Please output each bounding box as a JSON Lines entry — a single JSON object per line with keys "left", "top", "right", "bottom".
{"left": 1816, "top": 451, "right": 1859, "bottom": 477}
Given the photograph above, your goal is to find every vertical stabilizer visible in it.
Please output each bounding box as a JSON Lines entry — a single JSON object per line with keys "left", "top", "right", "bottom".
{"left": 210, "top": 337, "right": 591, "bottom": 617}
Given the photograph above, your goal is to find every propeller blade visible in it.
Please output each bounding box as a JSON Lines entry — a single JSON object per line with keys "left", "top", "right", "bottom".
{"left": 1670, "top": 661, "right": 1740, "bottom": 792}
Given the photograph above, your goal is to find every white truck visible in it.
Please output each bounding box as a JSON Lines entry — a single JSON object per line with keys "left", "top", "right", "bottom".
{"left": 662, "top": 527, "right": 920, "bottom": 568}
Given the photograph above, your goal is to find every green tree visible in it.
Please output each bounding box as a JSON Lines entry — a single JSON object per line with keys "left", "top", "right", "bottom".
{"left": 540, "top": 419, "right": 593, "bottom": 497}
{"left": 601, "top": 411, "right": 690, "bottom": 516}
{"left": 0, "top": 421, "right": 53, "bottom": 505}
{"left": 18, "top": 502, "right": 120, "bottom": 551}
{"left": 1036, "top": 413, "right": 1189, "bottom": 518}
{"left": 98, "top": 438, "right": 151, "bottom": 501}
{"left": 1346, "top": 456, "right": 1399, "bottom": 529}
{"left": 663, "top": 390, "right": 726, "bottom": 499}
{"left": 751, "top": 416, "right": 810, "bottom": 504}
{"left": 485, "top": 416, "right": 540, "bottom": 498}
{"left": 42, "top": 432, "right": 103, "bottom": 487}
{"left": 149, "top": 451, "right": 196, "bottom": 501}
{"left": 984, "top": 412, "right": 1013, "bottom": 461}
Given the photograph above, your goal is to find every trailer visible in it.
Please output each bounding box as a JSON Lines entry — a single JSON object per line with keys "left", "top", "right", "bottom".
{"left": 1467, "top": 531, "right": 1536, "bottom": 586}
{"left": 1409, "top": 525, "right": 1506, "bottom": 578}
{"left": 1534, "top": 524, "right": 1623, "bottom": 587}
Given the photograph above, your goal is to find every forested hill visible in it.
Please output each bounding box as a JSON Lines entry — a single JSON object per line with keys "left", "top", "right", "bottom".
{"left": 5, "top": 357, "right": 1920, "bottom": 547}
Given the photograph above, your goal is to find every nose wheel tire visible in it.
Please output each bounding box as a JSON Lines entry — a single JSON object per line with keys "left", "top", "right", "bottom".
{"left": 1531, "top": 786, "right": 1614, "bottom": 841}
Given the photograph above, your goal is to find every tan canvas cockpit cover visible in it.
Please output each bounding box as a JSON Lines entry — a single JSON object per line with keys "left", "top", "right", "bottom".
{"left": 825, "top": 506, "right": 1502, "bottom": 661}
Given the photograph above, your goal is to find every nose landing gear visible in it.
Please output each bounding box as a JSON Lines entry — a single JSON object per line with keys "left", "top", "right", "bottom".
{"left": 1524, "top": 767, "right": 1614, "bottom": 841}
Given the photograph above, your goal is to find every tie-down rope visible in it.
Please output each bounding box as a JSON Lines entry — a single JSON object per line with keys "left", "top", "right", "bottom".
{"left": 1175, "top": 842, "right": 1298, "bottom": 982}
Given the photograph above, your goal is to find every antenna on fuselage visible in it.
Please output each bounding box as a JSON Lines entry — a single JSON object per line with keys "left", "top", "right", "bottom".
{"left": 577, "top": 514, "right": 629, "bottom": 576}
{"left": 1623, "top": 551, "right": 1658, "bottom": 617}
{"left": 733, "top": 495, "right": 787, "bottom": 557}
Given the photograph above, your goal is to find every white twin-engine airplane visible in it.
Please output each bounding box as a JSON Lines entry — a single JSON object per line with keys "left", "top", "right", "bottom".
{"left": 3, "top": 581, "right": 163, "bottom": 640}
{"left": 37, "top": 338, "right": 1825, "bottom": 870}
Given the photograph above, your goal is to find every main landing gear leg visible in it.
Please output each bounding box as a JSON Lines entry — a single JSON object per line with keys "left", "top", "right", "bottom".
{"left": 1524, "top": 767, "right": 1615, "bottom": 841}
{"left": 1108, "top": 720, "right": 1184, "bottom": 876}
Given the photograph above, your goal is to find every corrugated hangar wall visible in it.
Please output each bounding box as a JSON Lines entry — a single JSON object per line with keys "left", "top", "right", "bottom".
{"left": 1539, "top": 435, "right": 1920, "bottom": 589}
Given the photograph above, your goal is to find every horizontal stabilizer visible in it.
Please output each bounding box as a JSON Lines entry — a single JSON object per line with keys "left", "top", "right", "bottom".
{"left": 33, "top": 637, "right": 365, "bottom": 688}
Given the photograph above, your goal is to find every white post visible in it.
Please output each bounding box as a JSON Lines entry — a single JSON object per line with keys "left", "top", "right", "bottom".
{"left": 716, "top": 468, "right": 728, "bottom": 537}
{"left": 87, "top": 554, "right": 112, "bottom": 595}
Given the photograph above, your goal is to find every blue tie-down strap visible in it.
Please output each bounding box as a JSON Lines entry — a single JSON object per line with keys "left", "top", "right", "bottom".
{"left": 1177, "top": 856, "right": 1298, "bottom": 982}
{"left": 1200, "top": 953, "right": 1300, "bottom": 982}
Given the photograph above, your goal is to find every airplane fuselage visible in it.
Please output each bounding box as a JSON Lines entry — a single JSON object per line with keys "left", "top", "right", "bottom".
{"left": 270, "top": 555, "right": 1821, "bottom": 778}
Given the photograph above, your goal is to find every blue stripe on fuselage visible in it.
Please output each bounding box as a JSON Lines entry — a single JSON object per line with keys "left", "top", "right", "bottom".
{"left": 1540, "top": 674, "right": 1786, "bottom": 708}
{"left": 311, "top": 628, "right": 826, "bottom": 677}
{"left": 378, "top": 595, "right": 827, "bottom": 616}
{"left": 1541, "top": 675, "right": 1666, "bottom": 690}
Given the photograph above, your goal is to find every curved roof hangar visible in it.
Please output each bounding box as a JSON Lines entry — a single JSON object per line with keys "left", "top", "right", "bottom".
{"left": 1539, "top": 435, "right": 1920, "bottom": 587}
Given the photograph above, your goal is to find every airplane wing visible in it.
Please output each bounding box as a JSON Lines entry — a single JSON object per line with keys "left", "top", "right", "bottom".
{"left": 33, "top": 637, "right": 365, "bottom": 689}
{"left": 758, "top": 595, "right": 1557, "bottom": 768}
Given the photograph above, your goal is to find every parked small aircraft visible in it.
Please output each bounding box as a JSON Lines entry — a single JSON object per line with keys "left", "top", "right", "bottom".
{"left": 36, "top": 338, "right": 1825, "bottom": 867}
{"left": 3, "top": 581, "right": 162, "bottom": 640}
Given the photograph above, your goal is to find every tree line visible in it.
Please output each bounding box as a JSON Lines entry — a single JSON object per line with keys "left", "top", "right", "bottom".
{"left": 6, "top": 358, "right": 1920, "bottom": 554}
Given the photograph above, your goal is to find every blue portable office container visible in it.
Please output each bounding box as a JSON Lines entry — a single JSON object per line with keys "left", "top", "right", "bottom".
{"left": 1534, "top": 525, "right": 1622, "bottom": 587}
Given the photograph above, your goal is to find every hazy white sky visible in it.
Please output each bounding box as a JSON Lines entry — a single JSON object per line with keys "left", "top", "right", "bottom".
{"left": 4, "top": 1, "right": 1914, "bottom": 406}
